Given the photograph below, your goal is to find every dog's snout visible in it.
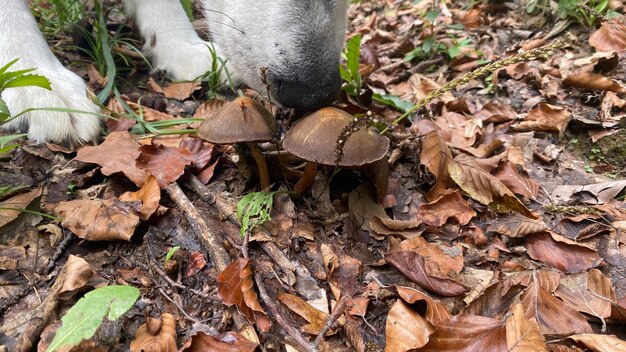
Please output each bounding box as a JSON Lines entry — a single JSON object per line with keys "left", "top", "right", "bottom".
{"left": 269, "top": 70, "right": 341, "bottom": 111}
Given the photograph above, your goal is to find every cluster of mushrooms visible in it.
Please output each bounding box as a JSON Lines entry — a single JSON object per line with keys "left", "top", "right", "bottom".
{"left": 197, "top": 97, "right": 390, "bottom": 201}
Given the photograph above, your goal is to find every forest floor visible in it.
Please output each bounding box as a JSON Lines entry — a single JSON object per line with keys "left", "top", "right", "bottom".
{"left": 1, "top": 0, "right": 626, "bottom": 351}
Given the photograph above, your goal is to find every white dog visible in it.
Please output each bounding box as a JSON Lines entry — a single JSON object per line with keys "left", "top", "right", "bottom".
{"left": 0, "top": 0, "right": 347, "bottom": 144}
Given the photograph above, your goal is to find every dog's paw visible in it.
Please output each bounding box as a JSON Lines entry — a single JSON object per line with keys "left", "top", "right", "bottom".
{"left": 150, "top": 40, "right": 215, "bottom": 81}
{"left": 1, "top": 68, "right": 101, "bottom": 146}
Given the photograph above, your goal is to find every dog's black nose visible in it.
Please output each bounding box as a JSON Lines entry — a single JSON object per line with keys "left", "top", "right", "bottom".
{"left": 269, "top": 70, "right": 341, "bottom": 111}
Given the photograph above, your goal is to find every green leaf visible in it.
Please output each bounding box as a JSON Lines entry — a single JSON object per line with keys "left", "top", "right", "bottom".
{"left": 165, "top": 246, "right": 181, "bottom": 264}
{"left": 46, "top": 285, "right": 139, "bottom": 352}
{"left": 0, "top": 58, "right": 19, "bottom": 77}
{"left": 372, "top": 93, "right": 414, "bottom": 113}
{"left": 0, "top": 98, "right": 10, "bottom": 122}
{"left": 3, "top": 74, "right": 51, "bottom": 90}
{"left": 236, "top": 191, "right": 276, "bottom": 236}
{"left": 0, "top": 133, "right": 27, "bottom": 148}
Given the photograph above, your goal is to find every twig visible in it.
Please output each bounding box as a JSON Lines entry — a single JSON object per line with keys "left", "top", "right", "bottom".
{"left": 313, "top": 295, "right": 348, "bottom": 348}
{"left": 254, "top": 271, "right": 317, "bottom": 352}
{"left": 157, "top": 287, "right": 200, "bottom": 324}
{"left": 165, "top": 182, "right": 231, "bottom": 272}
{"left": 41, "top": 231, "right": 75, "bottom": 274}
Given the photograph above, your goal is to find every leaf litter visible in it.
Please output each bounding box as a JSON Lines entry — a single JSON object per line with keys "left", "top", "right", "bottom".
{"left": 1, "top": 0, "right": 626, "bottom": 351}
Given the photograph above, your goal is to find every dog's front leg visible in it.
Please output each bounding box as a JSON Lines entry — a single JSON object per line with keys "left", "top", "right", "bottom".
{"left": 0, "top": 0, "right": 102, "bottom": 145}
{"left": 124, "top": 0, "right": 214, "bottom": 81}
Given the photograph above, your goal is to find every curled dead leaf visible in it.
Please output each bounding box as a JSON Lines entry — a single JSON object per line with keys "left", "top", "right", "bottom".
{"left": 563, "top": 72, "right": 626, "bottom": 93}
{"left": 130, "top": 313, "right": 177, "bottom": 352}
{"left": 216, "top": 258, "right": 271, "bottom": 333}
{"left": 119, "top": 173, "right": 161, "bottom": 220}
{"left": 512, "top": 103, "right": 571, "bottom": 134}
{"left": 525, "top": 232, "right": 601, "bottom": 274}
{"left": 136, "top": 145, "right": 194, "bottom": 189}
{"left": 589, "top": 21, "right": 626, "bottom": 52}
{"left": 385, "top": 299, "right": 433, "bottom": 352}
{"left": 180, "top": 331, "right": 258, "bottom": 352}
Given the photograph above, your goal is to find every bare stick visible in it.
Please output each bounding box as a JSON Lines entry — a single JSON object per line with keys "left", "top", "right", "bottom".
{"left": 166, "top": 182, "right": 231, "bottom": 272}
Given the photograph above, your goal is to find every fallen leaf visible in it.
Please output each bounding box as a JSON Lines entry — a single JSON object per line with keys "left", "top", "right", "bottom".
{"left": 396, "top": 286, "right": 451, "bottom": 325}
{"left": 525, "top": 232, "right": 601, "bottom": 273}
{"left": 418, "top": 190, "right": 476, "bottom": 226}
{"left": 384, "top": 299, "right": 433, "bottom": 351}
{"left": 505, "top": 303, "right": 548, "bottom": 352}
{"left": 130, "top": 313, "right": 177, "bottom": 352}
{"left": 420, "top": 130, "right": 455, "bottom": 201}
{"left": 0, "top": 188, "right": 41, "bottom": 227}
{"left": 492, "top": 162, "right": 539, "bottom": 199}
{"left": 554, "top": 269, "right": 615, "bottom": 321}
{"left": 521, "top": 281, "right": 593, "bottom": 334}
{"left": 278, "top": 293, "right": 335, "bottom": 335}
{"left": 448, "top": 154, "right": 536, "bottom": 218}
{"left": 161, "top": 81, "right": 201, "bottom": 101}
{"left": 563, "top": 72, "right": 626, "bottom": 93}
{"left": 589, "top": 21, "right": 626, "bottom": 52}
{"left": 50, "top": 198, "right": 140, "bottom": 241}
{"left": 398, "top": 237, "right": 464, "bottom": 279}
{"left": 119, "top": 174, "right": 161, "bottom": 220}
{"left": 136, "top": 145, "right": 194, "bottom": 189}
{"left": 418, "top": 315, "right": 507, "bottom": 351}
{"left": 180, "top": 331, "right": 258, "bottom": 352}
{"left": 487, "top": 214, "right": 548, "bottom": 238}
{"left": 75, "top": 131, "right": 146, "bottom": 187}
{"left": 569, "top": 334, "right": 626, "bottom": 352}
{"left": 385, "top": 251, "right": 468, "bottom": 296}
{"left": 549, "top": 180, "right": 626, "bottom": 205}
{"left": 216, "top": 258, "right": 271, "bottom": 332}
{"left": 512, "top": 103, "right": 571, "bottom": 134}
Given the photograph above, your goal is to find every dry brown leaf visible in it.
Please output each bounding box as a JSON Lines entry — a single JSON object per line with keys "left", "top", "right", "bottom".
{"left": 216, "top": 258, "right": 271, "bottom": 332}
{"left": 473, "top": 103, "right": 517, "bottom": 123}
{"left": 521, "top": 281, "right": 593, "bottom": 335}
{"left": 563, "top": 72, "right": 626, "bottom": 93}
{"left": 180, "top": 331, "right": 258, "bottom": 352}
{"left": 512, "top": 103, "right": 571, "bottom": 134}
{"left": 398, "top": 237, "right": 464, "bottom": 279}
{"left": 0, "top": 245, "right": 25, "bottom": 270}
{"left": 369, "top": 217, "right": 423, "bottom": 238}
{"left": 136, "top": 145, "right": 194, "bottom": 189}
{"left": 448, "top": 155, "right": 536, "bottom": 218}
{"left": 569, "top": 333, "right": 626, "bottom": 352}
{"left": 487, "top": 214, "right": 548, "bottom": 238}
{"left": 396, "top": 286, "right": 451, "bottom": 325}
{"left": 58, "top": 255, "right": 98, "bottom": 299}
{"left": 119, "top": 174, "right": 161, "bottom": 220}
{"left": 434, "top": 112, "right": 480, "bottom": 149}
{"left": 418, "top": 190, "right": 476, "bottom": 226}
{"left": 130, "top": 313, "right": 177, "bottom": 352}
{"left": 161, "top": 81, "right": 201, "bottom": 101}
{"left": 75, "top": 131, "right": 146, "bottom": 187}
{"left": 385, "top": 251, "right": 468, "bottom": 297}
{"left": 549, "top": 180, "right": 626, "bottom": 205}
{"left": 492, "top": 162, "right": 539, "bottom": 199}
{"left": 0, "top": 188, "right": 41, "bottom": 227}
{"left": 418, "top": 315, "right": 507, "bottom": 352}
{"left": 589, "top": 21, "right": 626, "bottom": 52}
{"left": 51, "top": 198, "right": 140, "bottom": 241}
{"left": 525, "top": 232, "right": 601, "bottom": 274}
{"left": 420, "top": 130, "right": 455, "bottom": 201}
{"left": 506, "top": 303, "right": 548, "bottom": 352}
{"left": 459, "top": 8, "right": 482, "bottom": 29}
{"left": 384, "top": 299, "right": 433, "bottom": 352}
{"left": 278, "top": 293, "right": 331, "bottom": 335}
{"left": 554, "top": 269, "right": 615, "bottom": 321}
{"left": 348, "top": 183, "right": 389, "bottom": 237}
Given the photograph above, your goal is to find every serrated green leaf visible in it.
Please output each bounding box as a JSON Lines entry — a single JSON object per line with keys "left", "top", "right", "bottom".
{"left": 46, "top": 285, "right": 139, "bottom": 352}
{"left": 0, "top": 98, "right": 10, "bottom": 122}
{"left": 236, "top": 191, "right": 276, "bottom": 236}
{"left": 0, "top": 58, "right": 19, "bottom": 77}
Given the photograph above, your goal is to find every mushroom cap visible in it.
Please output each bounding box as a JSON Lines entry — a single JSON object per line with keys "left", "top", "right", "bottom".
{"left": 198, "top": 96, "right": 278, "bottom": 143}
{"left": 282, "top": 107, "right": 389, "bottom": 167}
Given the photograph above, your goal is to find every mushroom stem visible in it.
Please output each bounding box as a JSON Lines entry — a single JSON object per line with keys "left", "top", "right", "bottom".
{"left": 293, "top": 162, "right": 318, "bottom": 195}
{"left": 247, "top": 142, "right": 271, "bottom": 190}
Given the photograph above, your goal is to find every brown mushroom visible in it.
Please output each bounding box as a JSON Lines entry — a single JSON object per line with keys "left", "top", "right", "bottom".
{"left": 282, "top": 107, "right": 390, "bottom": 199}
{"left": 198, "top": 96, "right": 278, "bottom": 189}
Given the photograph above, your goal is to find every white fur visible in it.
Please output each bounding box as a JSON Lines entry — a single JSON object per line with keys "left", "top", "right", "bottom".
{"left": 0, "top": 0, "right": 101, "bottom": 144}
{"left": 0, "top": 0, "right": 347, "bottom": 145}
{"left": 124, "top": 0, "right": 213, "bottom": 81}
